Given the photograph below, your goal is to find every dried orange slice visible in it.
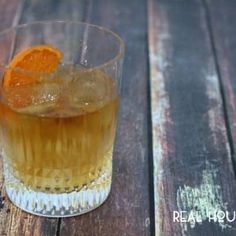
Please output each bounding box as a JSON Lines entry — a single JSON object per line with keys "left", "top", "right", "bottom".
{"left": 2, "top": 45, "right": 62, "bottom": 108}
{"left": 3, "top": 45, "right": 62, "bottom": 87}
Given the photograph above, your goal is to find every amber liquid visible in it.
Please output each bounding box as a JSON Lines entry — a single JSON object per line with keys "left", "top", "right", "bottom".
{"left": 0, "top": 67, "right": 119, "bottom": 193}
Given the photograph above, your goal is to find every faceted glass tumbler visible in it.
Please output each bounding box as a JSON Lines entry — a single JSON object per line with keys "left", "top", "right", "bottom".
{"left": 0, "top": 21, "right": 124, "bottom": 217}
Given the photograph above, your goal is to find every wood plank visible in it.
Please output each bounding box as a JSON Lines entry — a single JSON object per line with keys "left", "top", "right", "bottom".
{"left": 148, "top": 0, "right": 236, "bottom": 235}
{"left": 59, "top": 0, "right": 152, "bottom": 235}
{"left": 0, "top": 1, "right": 35, "bottom": 235}
{"left": 0, "top": 0, "right": 24, "bottom": 77}
{"left": 0, "top": 0, "right": 23, "bottom": 31}
{"left": 0, "top": 1, "right": 86, "bottom": 236}
{"left": 20, "top": 0, "right": 86, "bottom": 22}
{"left": 205, "top": 0, "right": 236, "bottom": 167}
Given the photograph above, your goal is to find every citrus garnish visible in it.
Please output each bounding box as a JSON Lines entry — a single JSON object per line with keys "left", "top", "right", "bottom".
{"left": 3, "top": 45, "right": 62, "bottom": 87}
{"left": 2, "top": 45, "right": 62, "bottom": 107}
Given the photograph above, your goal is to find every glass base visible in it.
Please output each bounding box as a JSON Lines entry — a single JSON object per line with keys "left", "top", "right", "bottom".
{"left": 4, "top": 162, "right": 111, "bottom": 217}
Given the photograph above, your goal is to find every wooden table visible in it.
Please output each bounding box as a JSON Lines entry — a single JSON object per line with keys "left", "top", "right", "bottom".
{"left": 1, "top": 0, "right": 236, "bottom": 235}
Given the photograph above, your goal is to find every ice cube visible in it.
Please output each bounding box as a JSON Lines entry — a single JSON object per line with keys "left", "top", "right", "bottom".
{"left": 33, "top": 82, "right": 60, "bottom": 105}
{"left": 3, "top": 81, "right": 61, "bottom": 113}
{"left": 69, "top": 68, "right": 113, "bottom": 104}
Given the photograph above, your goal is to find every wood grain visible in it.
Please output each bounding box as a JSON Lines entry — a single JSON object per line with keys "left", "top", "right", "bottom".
{"left": 0, "top": 1, "right": 45, "bottom": 236}
{"left": 0, "top": 1, "right": 86, "bottom": 236}
{"left": 20, "top": 0, "right": 86, "bottom": 22}
{"left": 0, "top": 0, "right": 23, "bottom": 31}
{"left": 205, "top": 0, "right": 236, "bottom": 167}
{"left": 148, "top": 0, "right": 236, "bottom": 235}
{"left": 59, "top": 0, "right": 152, "bottom": 235}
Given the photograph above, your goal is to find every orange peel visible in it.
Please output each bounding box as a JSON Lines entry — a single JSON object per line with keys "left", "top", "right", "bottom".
{"left": 2, "top": 44, "right": 62, "bottom": 107}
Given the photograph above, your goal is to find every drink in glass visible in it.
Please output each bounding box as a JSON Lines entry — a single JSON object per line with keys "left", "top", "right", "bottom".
{"left": 0, "top": 21, "right": 124, "bottom": 217}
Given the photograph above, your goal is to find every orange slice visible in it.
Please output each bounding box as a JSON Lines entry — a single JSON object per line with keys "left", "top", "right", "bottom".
{"left": 3, "top": 45, "right": 62, "bottom": 87}
{"left": 2, "top": 45, "right": 62, "bottom": 107}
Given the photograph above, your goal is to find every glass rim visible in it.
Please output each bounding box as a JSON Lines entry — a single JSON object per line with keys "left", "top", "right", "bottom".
{"left": 0, "top": 20, "right": 125, "bottom": 73}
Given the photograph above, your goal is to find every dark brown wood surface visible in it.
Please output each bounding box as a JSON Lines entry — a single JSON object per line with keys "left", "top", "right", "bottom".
{"left": 0, "top": 1, "right": 60, "bottom": 236}
{"left": 59, "top": 1, "right": 152, "bottom": 235}
{"left": 206, "top": 0, "right": 236, "bottom": 169}
{"left": 148, "top": 0, "right": 236, "bottom": 235}
{"left": 0, "top": 0, "right": 152, "bottom": 235}
{"left": 1, "top": 0, "right": 236, "bottom": 235}
{"left": 0, "top": 1, "right": 84, "bottom": 236}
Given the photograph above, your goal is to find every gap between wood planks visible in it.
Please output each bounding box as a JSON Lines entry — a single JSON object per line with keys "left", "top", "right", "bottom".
{"left": 148, "top": 0, "right": 236, "bottom": 235}
{"left": 202, "top": 0, "right": 236, "bottom": 178}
